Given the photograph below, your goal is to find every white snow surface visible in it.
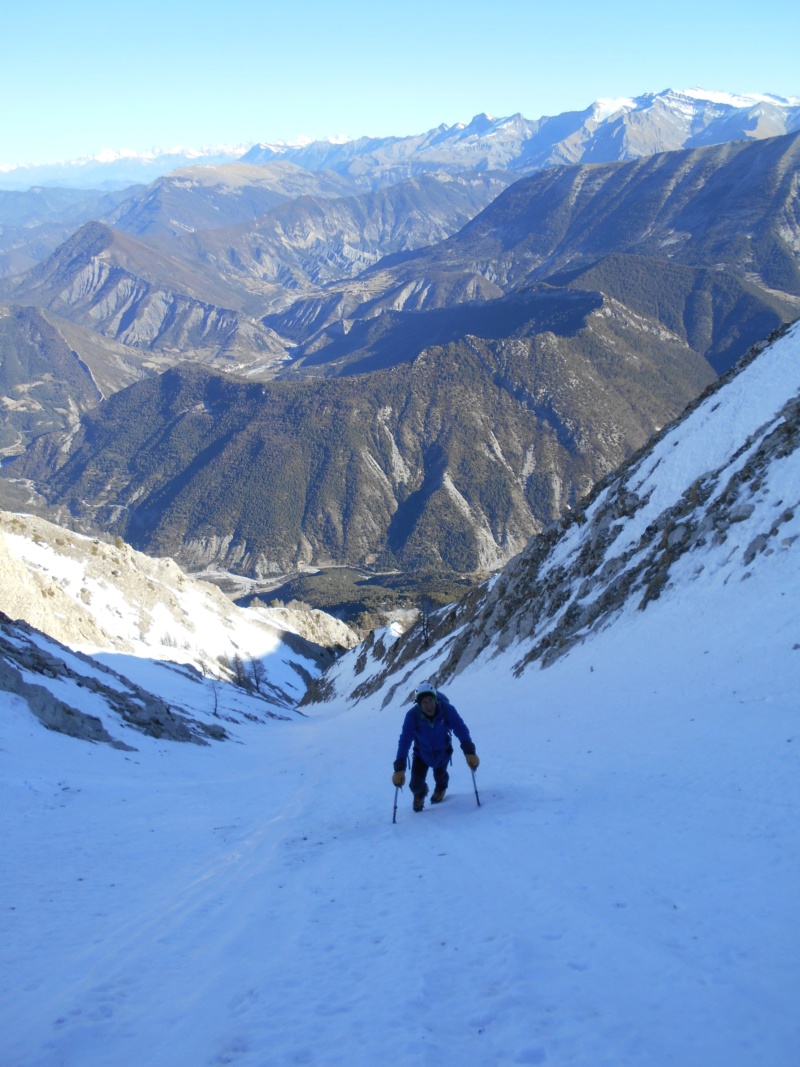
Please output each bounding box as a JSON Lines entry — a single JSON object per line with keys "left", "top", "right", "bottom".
{"left": 0, "top": 511, "right": 356, "bottom": 713}
{"left": 2, "top": 540, "right": 797, "bottom": 1066}
{"left": 678, "top": 87, "right": 800, "bottom": 108}
{"left": 592, "top": 97, "right": 637, "bottom": 122}
{"left": 576, "top": 318, "right": 800, "bottom": 561}
{"left": 2, "top": 331, "right": 800, "bottom": 1064}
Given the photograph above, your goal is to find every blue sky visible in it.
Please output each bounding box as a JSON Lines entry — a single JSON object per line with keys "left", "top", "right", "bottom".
{"left": 3, "top": 0, "right": 799, "bottom": 165}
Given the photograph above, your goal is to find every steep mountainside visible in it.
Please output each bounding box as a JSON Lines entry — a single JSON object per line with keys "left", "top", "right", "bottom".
{"left": 551, "top": 255, "right": 797, "bottom": 375}
{"left": 0, "top": 305, "right": 103, "bottom": 455}
{"left": 0, "top": 302, "right": 171, "bottom": 477}
{"left": 268, "top": 132, "right": 800, "bottom": 375}
{"left": 4, "top": 222, "right": 287, "bottom": 368}
{"left": 310, "top": 319, "right": 800, "bottom": 708}
{"left": 435, "top": 131, "right": 800, "bottom": 293}
{"left": 6, "top": 288, "right": 714, "bottom": 575}
{"left": 172, "top": 172, "right": 511, "bottom": 298}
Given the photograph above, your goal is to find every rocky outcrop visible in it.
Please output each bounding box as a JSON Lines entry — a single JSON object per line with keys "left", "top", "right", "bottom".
{"left": 0, "top": 510, "right": 359, "bottom": 745}
{"left": 0, "top": 611, "right": 225, "bottom": 747}
{"left": 0, "top": 510, "right": 357, "bottom": 676}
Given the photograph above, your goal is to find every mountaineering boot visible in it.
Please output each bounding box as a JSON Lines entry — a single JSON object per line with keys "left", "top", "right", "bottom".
{"left": 431, "top": 786, "right": 447, "bottom": 804}
{"left": 413, "top": 794, "right": 425, "bottom": 812}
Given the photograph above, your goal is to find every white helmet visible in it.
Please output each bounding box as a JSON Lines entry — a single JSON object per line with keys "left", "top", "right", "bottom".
{"left": 414, "top": 683, "right": 437, "bottom": 702}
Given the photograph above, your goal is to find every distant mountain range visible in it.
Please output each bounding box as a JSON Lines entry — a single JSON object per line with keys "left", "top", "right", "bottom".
{"left": 243, "top": 89, "right": 800, "bottom": 179}
{"left": 2, "top": 88, "right": 798, "bottom": 191}
{"left": 1, "top": 89, "right": 799, "bottom": 588}
{"left": 0, "top": 146, "right": 252, "bottom": 191}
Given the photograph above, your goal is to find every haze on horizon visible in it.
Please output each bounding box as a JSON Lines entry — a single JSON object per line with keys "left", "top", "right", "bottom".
{"left": 3, "top": 0, "right": 799, "bottom": 168}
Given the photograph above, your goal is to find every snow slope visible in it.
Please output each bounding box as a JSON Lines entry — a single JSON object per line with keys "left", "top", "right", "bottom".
{"left": 2, "top": 325, "right": 799, "bottom": 1065}
{"left": 0, "top": 510, "right": 356, "bottom": 679}
{"left": 2, "top": 547, "right": 797, "bottom": 1066}
{"left": 0, "top": 510, "right": 357, "bottom": 742}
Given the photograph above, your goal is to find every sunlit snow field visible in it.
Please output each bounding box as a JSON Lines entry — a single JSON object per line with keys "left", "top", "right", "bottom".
{"left": 2, "top": 538, "right": 798, "bottom": 1066}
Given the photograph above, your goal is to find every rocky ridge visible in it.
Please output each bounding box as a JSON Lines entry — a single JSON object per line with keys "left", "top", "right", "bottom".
{"left": 0, "top": 611, "right": 222, "bottom": 748}
{"left": 0, "top": 509, "right": 358, "bottom": 745}
{"left": 8, "top": 292, "right": 713, "bottom": 575}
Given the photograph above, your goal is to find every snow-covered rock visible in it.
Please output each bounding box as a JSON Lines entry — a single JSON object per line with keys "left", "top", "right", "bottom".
{"left": 0, "top": 511, "right": 357, "bottom": 743}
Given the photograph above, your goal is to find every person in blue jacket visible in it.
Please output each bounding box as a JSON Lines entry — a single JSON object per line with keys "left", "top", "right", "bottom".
{"left": 392, "top": 682, "right": 480, "bottom": 812}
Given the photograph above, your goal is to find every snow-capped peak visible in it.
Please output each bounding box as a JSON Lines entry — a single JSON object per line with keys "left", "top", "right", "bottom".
{"left": 678, "top": 86, "right": 800, "bottom": 108}
{"left": 592, "top": 97, "right": 637, "bottom": 121}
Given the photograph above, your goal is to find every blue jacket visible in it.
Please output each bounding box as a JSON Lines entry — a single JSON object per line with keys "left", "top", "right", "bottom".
{"left": 394, "top": 692, "right": 476, "bottom": 770}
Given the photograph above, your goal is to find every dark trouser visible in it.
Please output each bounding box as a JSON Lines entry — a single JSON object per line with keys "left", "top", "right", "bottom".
{"left": 410, "top": 753, "right": 449, "bottom": 798}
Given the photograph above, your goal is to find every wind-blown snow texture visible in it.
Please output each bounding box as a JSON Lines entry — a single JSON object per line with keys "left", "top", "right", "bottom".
{"left": 2, "top": 325, "right": 799, "bottom": 1065}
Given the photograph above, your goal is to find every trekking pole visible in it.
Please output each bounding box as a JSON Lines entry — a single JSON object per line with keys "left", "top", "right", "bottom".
{"left": 392, "top": 786, "right": 400, "bottom": 824}
{"left": 470, "top": 768, "right": 481, "bottom": 807}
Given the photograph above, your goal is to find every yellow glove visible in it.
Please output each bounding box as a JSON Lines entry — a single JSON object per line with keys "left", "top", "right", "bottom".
{"left": 392, "top": 770, "right": 405, "bottom": 787}
{"left": 465, "top": 753, "right": 480, "bottom": 770}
